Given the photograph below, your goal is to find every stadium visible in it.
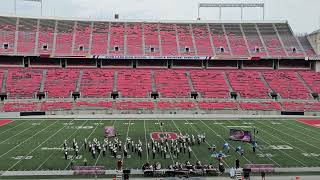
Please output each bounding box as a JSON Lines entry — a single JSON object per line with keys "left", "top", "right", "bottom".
{"left": 0, "top": 0, "right": 320, "bottom": 179}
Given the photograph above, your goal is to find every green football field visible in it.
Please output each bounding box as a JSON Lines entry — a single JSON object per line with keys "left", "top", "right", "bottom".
{"left": 0, "top": 118, "right": 320, "bottom": 171}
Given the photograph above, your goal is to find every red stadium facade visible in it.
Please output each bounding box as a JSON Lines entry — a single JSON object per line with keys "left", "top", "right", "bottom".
{"left": 0, "top": 15, "right": 319, "bottom": 115}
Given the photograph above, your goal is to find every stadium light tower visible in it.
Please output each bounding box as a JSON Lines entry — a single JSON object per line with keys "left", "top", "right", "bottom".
{"left": 197, "top": 3, "right": 265, "bottom": 21}
{"left": 14, "top": 0, "right": 43, "bottom": 16}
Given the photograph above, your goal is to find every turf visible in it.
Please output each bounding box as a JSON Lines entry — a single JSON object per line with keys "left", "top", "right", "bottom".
{"left": 0, "top": 118, "right": 319, "bottom": 171}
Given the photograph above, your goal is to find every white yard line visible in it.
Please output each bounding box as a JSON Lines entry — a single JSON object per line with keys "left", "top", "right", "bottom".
{"left": 0, "top": 120, "right": 29, "bottom": 136}
{"left": 36, "top": 119, "right": 89, "bottom": 170}
{"left": 226, "top": 120, "right": 281, "bottom": 167}
{"left": 255, "top": 120, "right": 320, "bottom": 152}
{"left": 143, "top": 120, "right": 149, "bottom": 163}
{"left": 185, "top": 120, "right": 230, "bottom": 168}
{"left": 0, "top": 125, "right": 35, "bottom": 144}
{"left": 0, "top": 119, "right": 57, "bottom": 159}
{"left": 171, "top": 120, "right": 199, "bottom": 161}
{"left": 64, "top": 119, "right": 104, "bottom": 170}
{"left": 5, "top": 119, "right": 75, "bottom": 171}
{"left": 199, "top": 120, "right": 252, "bottom": 164}
{"left": 121, "top": 119, "right": 131, "bottom": 163}
{"left": 94, "top": 120, "right": 116, "bottom": 166}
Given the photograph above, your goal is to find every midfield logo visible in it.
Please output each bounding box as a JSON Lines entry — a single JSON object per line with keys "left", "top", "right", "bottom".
{"left": 151, "top": 132, "right": 178, "bottom": 141}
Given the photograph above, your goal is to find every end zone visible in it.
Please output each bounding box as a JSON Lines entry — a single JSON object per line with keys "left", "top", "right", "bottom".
{"left": 0, "top": 119, "right": 13, "bottom": 127}
{"left": 297, "top": 119, "right": 320, "bottom": 128}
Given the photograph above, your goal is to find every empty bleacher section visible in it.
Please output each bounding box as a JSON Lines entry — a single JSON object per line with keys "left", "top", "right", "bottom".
{"left": 190, "top": 70, "right": 229, "bottom": 98}
{"left": 37, "top": 19, "right": 55, "bottom": 55}
{"left": 117, "top": 69, "right": 152, "bottom": 97}
{"left": 239, "top": 101, "right": 281, "bottom": 111}
{"left": 3, "top": 102, "right": 38, "bottom": 112}
{"left": 143, "top": 23, "right": 160, "bottom": 56}
{"left": 40, "top": 101, "right": 73, "bottom": 111}
{"left": 241, "top": 24, "right": 268, "bottom": 56}
{"left": 157, "top": 101, "right": 196, "bottom": 110}
{"left": 109, "top": 23, "right": 125, "bottom": 55}
{"left": 198, "top": 101, "right": 238, "bottom": 110}
{"left": 257, "top": 24, "right": 287, "bottom": 57}
{"left": 298, "top": 36, "right": 316, "bottom": 57}
{"left": 75, "top": 101, "right": 112, "bottom": 109}
{"left": 226, "top": 70, "right": 269, "bottom": 99}
{"left": 80, "top": 69, "right": 114, "bottom": 98}
{"left": 209, "top": 24, "right": 231, "bottom": 56}
{"left": 73, "top": 21, "right": 91, "bottom": 55}
{"left": 154, "top": 70, "right": 190, "bottom": 98}
{"left": 159, "top": 24, "right": 178, "bottom": 56}
{"left": 115, "top": 101, "right": 154, "bottom": 110}
{"left": 299, "top": 71, "right": 320, "bottom": 93}
{"left": 176, "top": 24, "right": 195, "bottom": 56}
{"left": 0, "top": 15, "right": 315, "bottom": 59}
{"left": 0, "top": 17, "right": 16, "bottom": 55}
{"left": 263, "top": 71, "right": 310, "bottom": 99}
{"left": 91, "top": 22, "right": 109, "bottom": 55}
{"left": 6, "top": 68, "right": 42, "bottom": 99}
{"left": 192, "top": 24, "right": 213, "bottom": 56}
{"left": 55, "top": 20, "right": 74, "bottom": 55}
{"left": 281, "top": 101, "right": 320, "bottom": 111}
{"left": 44, "top": 69, "right": 78, "bottom": 98}
{"left": 224, "top": 24, "right": 249, "bottom": 57}
{"left": 17, "top": 18, "right": 37, "bottom": 55}
{"left": 275, "top": 23, "right": 304, "bottom": 57}
{"left": 127, "top": 23, "right": 142, "bottom": 56}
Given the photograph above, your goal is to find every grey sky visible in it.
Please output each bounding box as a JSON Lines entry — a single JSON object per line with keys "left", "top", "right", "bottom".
{"left": 0, "top": 0, "right": 319, "bottom": 34}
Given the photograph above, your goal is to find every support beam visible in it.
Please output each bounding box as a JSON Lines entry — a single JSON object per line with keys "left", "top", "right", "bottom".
{"left": 34, "top": 19, "right": 40, "bottom": 55}
{"left": 71, "top": 21, "right": 77, "bottom": 55}
{"left": 206, "top": 23, "right": 216, "bottom": 56}
{"left": 75, "top": 70, "right": 83, "bottom": 92}
{"left": 239, "top": 24, "right": 252, "bottom": 57}
{"left": 107, "top": 22, "right": 111, "bottom": 56}
{"left": 222, "top": 24, "right": 233, "bottom": 56}
{"left": 1, "top": 70, "right": 8, "bottom": 93}
{"left": 88, "top": 21, "right": 94, "bottom": 55}
{"left": 141, "top": 23, "right": 146, "bottom": 56}
{"left": 273, "top": 23, "right": 289, "bottom": 57}
{"left": 157, "top": 23, "right": 163, "bottom": 56}
{"left": 39, "top": 69, "right": 47, "bottom": 92}
{"left": 52, "top": 20, "right": 58, "bottom": 56}
{"left": 124, "top": 22, "right": 127, "bottom": 56}
{"left": 255, "top": 24, "right": 270, "bottom": 57}
{"left": 190, "top": 24, "right": 198, "bottom": 56}
{"left": 174, "top": 24, "right": 181, "bottom": 56}
{"left": 14, "top": 17, "right": 19, "bottom": 55}
{"left": 287, "top": 24, "right": 307, "bottom": 57}
{"left": 151, "top": 70, "right": 156, "bottom": 92}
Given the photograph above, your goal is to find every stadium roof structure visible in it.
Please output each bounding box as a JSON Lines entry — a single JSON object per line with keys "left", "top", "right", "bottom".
{"left": 0, "top": 15, "right": 317, "bottom": 60}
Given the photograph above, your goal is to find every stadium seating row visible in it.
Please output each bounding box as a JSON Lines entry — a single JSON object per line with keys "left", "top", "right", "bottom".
{"left": 2, "top": 68, "right": 318, "bottom": 100}
{"left": 2, "top": 100, "right": 320, "bottom": 112}
{"left": 0, "top": 16, "right": 316, "bottom": 58}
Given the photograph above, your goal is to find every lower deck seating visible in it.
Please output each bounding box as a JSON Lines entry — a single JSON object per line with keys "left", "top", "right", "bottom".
{"left": 239, "top": 101, "right": 281, "bottom": 111}
{"left": 263, "top": 71, "right": 310, "bottom": 99}
{"left": 157, "top": 101, "right": 196, "bottom": 110}
{"left": 155, "top": 70, "right": 190, "bottom": 98}
{"left": 198, "top": 101, "right": 238, "bottom": 110}
{"left": 6, "top": 68, "right": 42, "bottom": 99}
{"left": 115, "top": 101, "right": 154, "bottom": 110}
{"left": 40, "top": 101, "right": 73, "bottom": 111}
{"left": 75, "top": 101, "right": 113, "bottom": 109}
{"left": 3, "top": 102, "right": 38, "bottom": 112}
{"left": 280, "top": 101, "right": 320, "bottom": 111}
